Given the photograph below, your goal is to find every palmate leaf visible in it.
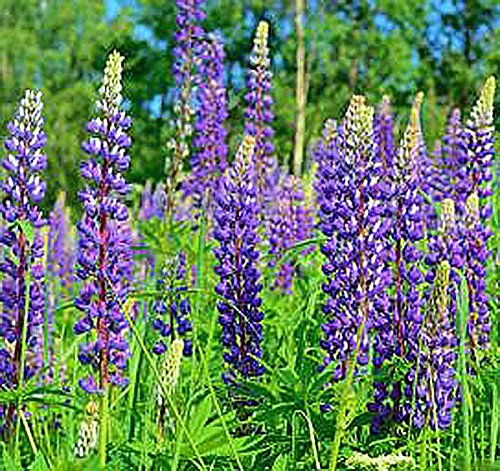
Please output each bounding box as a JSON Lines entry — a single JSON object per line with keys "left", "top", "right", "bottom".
{"left": 175, "top": 395, "right": 263, "bottom": 461}
{"left": 271, "top": 453, "right": 289, "bottom": 471}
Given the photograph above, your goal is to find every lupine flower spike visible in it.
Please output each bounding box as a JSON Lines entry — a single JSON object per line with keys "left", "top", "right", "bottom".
{"left": 152, "top": 252, "right": 193, "bottom": 358}
{"left": 183, "top": 33, "right": 228, "bottom": 220}
{"left": 369, "top": 93, "right": 427, "bottom": 432}
{"left": 374, "top": 95, "right": 395, "bottom": 173}
{"left": 318, "top": 96, "right": 390, "bottom": 386}
{"left": 403, "top": 199, "right": 461, "bottom": 429}
{"left": 266, "top": 175, "right": 313, "bottom": 293}
{"left": 0, "top": 90, "right": 47, "bottom": 396}
{"left": 75, "top": 50, "right": 133, "bottom": 394}
{"left": 460, "top": 77, "right": 495, "bottom": 357}
{"left": 213, "top": 135, "right": 265, "bottom": 385}
{"left": 48, "top": 192, "right": 74, "bottom": 289}
{"left": 245, "top": 21, "right": 277, "bottom": 205}
{"left": 464, "top": 76, "right": 495, "bottom": 221}
{"left": 439, "top": 109, "right": 468, "bottom": 210}
{"left": 314, "top": 118, "right": 338, "bottom": 213}
{"left": 165, "top": 0, "right": 206, "bottom": 219}
{"left": 463, "top": 193, "right": 491, "bottom": 356}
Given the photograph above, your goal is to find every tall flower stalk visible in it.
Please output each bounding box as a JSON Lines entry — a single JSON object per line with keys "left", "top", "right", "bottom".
{"left": 401, "top": 199, "right": 462, "bottom": 430}
{"left": 464, "top": 76, "right": 495, "bottom": 222}
{"left": 74, "top": 51, "right": 133, "bottom": 395}
{"left": 460, "top": 77, "right": 495, "bottom": 357}
{"left": 463, "top": 193, "right": 491, "bottom": 356}
{"left": 440, "top": 109, "right": 468, "bottom": 209}
{"left": 151, "top": 252, "right": 193, "bottom": 358}
{"left": 0, "top": 90, "right": 47, "bottom": 430}
{"left": 213, "top": 136, "right": 265, "bottom": 386}
{"left": 321, "top": 96, "right": 392, "bottom": 471}
{"left": 318, "top": 95, "right": 389, "bottom": 382}
{"left": 368, "top": 93, "right": 428, "bottom": 432}
{"left": 165, "top": 0, "right": 206, "bottom": 220}
{"left": 183, "top": 34, "right": 228, "bottom": 220}
{"left": 244, "top": 21, "right": 277, "bottom": 205}
{"left": 48, "top": 191, "right": 74, "bottom": 290}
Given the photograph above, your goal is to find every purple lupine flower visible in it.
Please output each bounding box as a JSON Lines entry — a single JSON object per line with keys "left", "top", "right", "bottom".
{"left": 401, "top": 199, "right": 462, "bottom": 430}
{"left": 464, "top": 77, "right": 495, "bottom": 221}
{"left": 183, "top": 34, "right": 228, "bottom": 219}
{"left": 0, "top": 90, "right": 47, "bottom": 394}
{"left": 213, "top": 136, "right": 265, "bottom": 384}
{"left": 463, "top": 193, "right": 491, "bottom": 355}
{"left": 426, "top": 139, "right": 445, "bottom": 202}
{"left": 408, "top": 96, "right": 438, "bottom": 231}
{"left": 459, "top": 78, "right": 495, "bottom": 355}
{"left": 317, "top": 96, "right": 391, "bottom": 386}
{"left": 373, "top": 96, "right": 397, "bottom": 205}
{"left": 313, "top": 119, "right": 338, "bottom": 211}
{"left": 266, "top": 175, "right": 313, "bottom": 294}
{"left": 139, "top": 181, "right": 167, "bottom": 221}
{"left": 374, "top": 95, "right": 395, "bottom": 173}
{"left": 151, "top": 252, "right": 193, "bottom": 358}
{"left": 368, "top": 94, "right": 428, "bottom": 432}
{"left": 137, "top": 181, "right": 165, "bottom": 278}
{"left": 172, "top": 0, "right": 206, "bottom": 92}
{"left": 45, "top": 192, "right": 74, "bottom": 384}
{"left": 139, "top": 180, "right": 154, "bottom": 221}
{"left": 165, "top": 0, "right": 206, "bottom": 218}
{"left": 152, "top": 183, "right": 167, "bottom": 219}
{"left": 244, "top": 21, "right": 277, "bottom": 205}
{"left": 426, "top": 108, "right": 469, "bottom": 212}
{"left": 48, "top": 192, "right": 74, "bottom": 289}
{"left": 441, "top": 109, "right": 469, "bottom": 208}
{"left": 74, "top": 51, "right": 133, "bottom": 393}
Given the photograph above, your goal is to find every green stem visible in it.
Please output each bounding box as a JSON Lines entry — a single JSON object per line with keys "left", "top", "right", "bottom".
{"left": 328, "top": 323, "right": 365, "bottom": 471}
{"left": 419, "top": 432, "right": 427, "bottom": 471}
{"left": 491, "top": 382, "right": 498, "bottom": 464}
{"left": 99, "top": 386, "right": 109, "bottom": 469}
{"left": 458, "top": 275, "right": 472, "bottom": 471}
{"left": 14, "top": 256, "right": 31, "bottom": 465}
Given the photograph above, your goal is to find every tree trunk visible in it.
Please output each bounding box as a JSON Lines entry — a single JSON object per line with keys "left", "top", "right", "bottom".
{"left": 293, "top": 0, "right": 306, "bottom": 176}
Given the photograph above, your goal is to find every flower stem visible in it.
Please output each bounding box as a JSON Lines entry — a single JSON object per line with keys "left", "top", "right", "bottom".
{"left": 99, "top": 386, "right": 109, "bottom": 469}
{"left": 458, "top": 274, "right": 472, "bottom": 471}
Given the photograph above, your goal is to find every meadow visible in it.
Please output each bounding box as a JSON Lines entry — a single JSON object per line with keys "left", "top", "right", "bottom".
{"left": 0, "top": 1, "right": 498, "bottom": 470}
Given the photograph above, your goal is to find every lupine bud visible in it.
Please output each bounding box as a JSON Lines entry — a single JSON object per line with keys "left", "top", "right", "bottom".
{"left": 74, "top": 401, "right": 99, "bottom": 458}
{"left": 157, "top": 338, "right": 184, "bottom": 406}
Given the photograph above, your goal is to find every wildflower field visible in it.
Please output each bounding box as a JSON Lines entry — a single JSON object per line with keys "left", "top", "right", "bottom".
{"left": 0, "top": 0, "right": 498, "bottom": 470}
